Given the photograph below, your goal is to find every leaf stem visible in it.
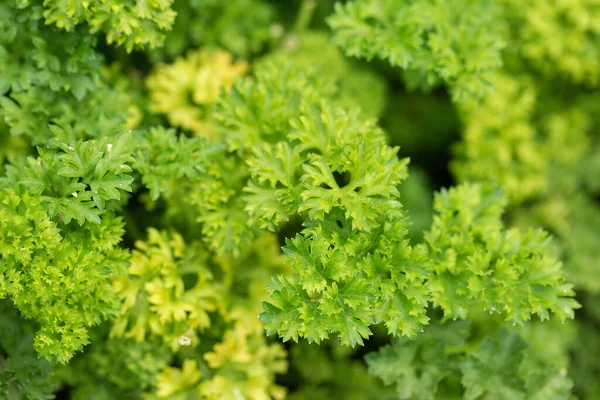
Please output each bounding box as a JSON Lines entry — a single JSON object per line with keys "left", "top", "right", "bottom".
{"left": 294, "top": 0, "right": 317, "bottom": 33}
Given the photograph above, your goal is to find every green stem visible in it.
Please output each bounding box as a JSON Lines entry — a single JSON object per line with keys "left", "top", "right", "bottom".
{"left": 294, "top": 0, "right": 317, "bottom": 33}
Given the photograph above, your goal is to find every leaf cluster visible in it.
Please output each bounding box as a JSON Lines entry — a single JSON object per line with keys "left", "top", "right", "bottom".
{"left": 366, "top": 322, "right": 574, "bottom": 400}
{"left": 327, "top": 0, "right": 507, "bottom": 102}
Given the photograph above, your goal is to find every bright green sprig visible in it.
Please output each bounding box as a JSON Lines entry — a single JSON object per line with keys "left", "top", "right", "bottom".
{"left": 327, "top": 0, "right": 507, "bottom": 102}
{"left": 0, "top": 187, "right": 128, "bottom": 363}
{"left": 216, "top": 60, "right": 399, "bottom": 232}
{"left": 262, "top": 183, "right": 579, "bottom": 346}
{"left": 3, "top": 131, "right": 135, "bottom": 225}
{"left": 425, "top": 183, "right": 580, "bottom": 325}
{"left": 41, "top": 0, "right": 176, "bottom": 52}
{"left": 231, "top": 64, "right": 426, "bottom": 345}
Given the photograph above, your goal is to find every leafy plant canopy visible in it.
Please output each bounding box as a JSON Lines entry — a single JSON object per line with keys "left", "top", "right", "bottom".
{"left": 0, "top": 0, "right": 598, "bottom": 399}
